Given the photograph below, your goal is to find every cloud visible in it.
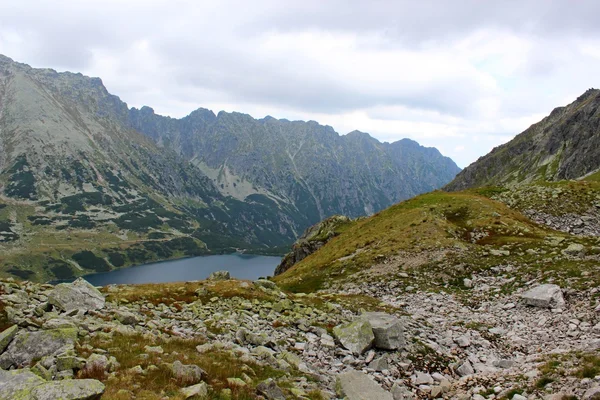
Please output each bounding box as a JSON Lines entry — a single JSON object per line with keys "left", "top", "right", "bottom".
{"left": 0, "top": 0, "right": 599, "bottom": 168}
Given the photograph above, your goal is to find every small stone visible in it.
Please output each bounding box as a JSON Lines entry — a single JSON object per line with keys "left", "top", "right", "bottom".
{"left": 0, "top": 325, "right": 17, "bottom": 354}
{"left": 256, "top": 378, "right": 286, "bottom": 400}
{"left": 456, "top": 361, "right": 474, "bottom": 377}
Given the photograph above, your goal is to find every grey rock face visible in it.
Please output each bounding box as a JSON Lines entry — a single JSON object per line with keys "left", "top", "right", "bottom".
{"left": 48, "top": 278, "right": 105, "bottom": 312}
{"left": 362, "top": 312, "right": 405, "bottom": 350}
{"left": 337, "top": 370, "right": 393, "bottom": 400}
{"left": 0, "top": 368, "right": 46, "bottom": 400}
{"left": 521, "top": 284, "right": 565, "bottom": 309}
{"left": 333, "top": 319, "right": 374, "bottom": 355}
{"left": 0, "top": 328, "right": 78, "bottom": 369}
{"left": 0, "top": 325, "right": 17, "bottom": 353}
{"left": 445, "top": 89, "right": 600, "bottom": 191}
{"left": 209, "top": 270, "right": 231, "bottom": 280}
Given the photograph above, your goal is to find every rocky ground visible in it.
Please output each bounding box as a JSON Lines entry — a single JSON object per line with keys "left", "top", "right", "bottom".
{"left": 1, "top": 261, "right": 600, "bottom": 400}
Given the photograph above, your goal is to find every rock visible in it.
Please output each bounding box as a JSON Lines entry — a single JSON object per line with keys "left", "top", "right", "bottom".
{"left": 256, "top": 378, "right": 286, "bottom": 400}
{"left": 456, "top": 361, "right": 474, "bottom": 377}
{"left": 391, "top": 383, "right": 414, "bottom": 400}
{"left": 583, "top": 387, "right": 600, "bottom": 400}
{"left": 0, "top": 368, "right": 104, "bottom": 400}
{"left": 0, "top": 325, "right": 17, "bottom": 353}
{"left": 493, "top": 359, "right": 515, "bottom": 369}
{"left": 144, "top": 345, "right": 164, "bottom": 354}
{"left": 454, "top": 335, "right": 471, "bottom": 347}
{"left": 369, "top": 355, "right": 389, "bottom": 371}
{"left": 227, "top": 377, "right": 246, "bottom": 387}
{"left": 0, "top": 328, "right": 78, "bottom": 369}
{"left": 56, "top": 355, "right": 87, "bottom": 371}
{"left": 361, "top": 312, "right": 404, "bottom": 350}
{"left": 463, "top": 278, "right": 473, "bottom": 288}
{"left": 562, "top": 243, "right": 585, "bottom": 256}
{"left": 31, "top": 379, "right": 105, "bottom": 400}
{"left": 412, "top": 372, "right": 434, "bottom": 385}
{"left": 115, "top": 310, "right": 139, "bottom": 325}
{"left": 490, "top": 249, "right": 510, "bottom": 256}
{"left": 512, "top": 395, "right": 527, "bottom": 400}
{"left": 333, "top": 319, "right": 374, "bottom": 355}
{"left": 81, "top": 354, "right": 109, "bottom": 376}
{"left": 521, "top": 284, "right": 565, "bottom": 309}
{"left": 171, "top": 360, "right": 205, "bottom": 384}
{"left": 209, "top": 270, "right": 230, "bottom": 280}
{"left": 0, "top": 368, "right": 46, "bottom": 400}
{"left": 180, "top": 382, "right": 208, "bottom": 399}
{"left": 48, "top": 278, "right": 105, "bottom": 312}
{"left": 337, "top": 370, "right": 393, "bottom": 400}
{"left": 254, "top": 279, "right": 277, "bottom": 290}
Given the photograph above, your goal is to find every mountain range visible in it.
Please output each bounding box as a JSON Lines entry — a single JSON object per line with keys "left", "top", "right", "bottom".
{"left": 0, "top": 55, "right": 460, "bottom": 281}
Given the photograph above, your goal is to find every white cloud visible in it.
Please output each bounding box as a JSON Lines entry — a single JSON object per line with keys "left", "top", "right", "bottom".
{"left": 0, "top": 0, "right": 599, "bottom": 168}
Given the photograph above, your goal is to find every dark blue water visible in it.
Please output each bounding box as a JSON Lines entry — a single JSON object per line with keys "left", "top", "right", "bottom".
{"left": 75, "top": 254, "right": 281, "bottom": 286}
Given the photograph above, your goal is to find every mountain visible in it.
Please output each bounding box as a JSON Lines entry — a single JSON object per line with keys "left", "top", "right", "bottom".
{"left": 129, "top": 107, "right": 461, "bottom": 221}
{"left": 0, "top": 55, "right": 459, "bottom": 281}
{"left": 445, "top": 89, "right": 600, "bottom": 191}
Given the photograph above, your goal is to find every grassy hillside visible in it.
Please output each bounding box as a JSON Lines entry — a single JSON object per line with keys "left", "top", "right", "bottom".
{"left": 274, "top": 189, "right": 600, "bottom": 295}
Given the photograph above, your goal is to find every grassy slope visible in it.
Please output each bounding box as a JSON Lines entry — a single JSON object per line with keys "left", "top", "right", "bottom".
{"left": 274, "top": 189, "right": 600, "bottom": 295}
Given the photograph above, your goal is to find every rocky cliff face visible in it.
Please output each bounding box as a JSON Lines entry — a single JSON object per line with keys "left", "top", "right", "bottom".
{"left": 274, "top": 215, "right": 352, "bottom": 276}
{"left": 445, "top": 89, "right": 600, "bottom": 191}
{"left": 129, "top": 108, "right": 461, "bottom": 222}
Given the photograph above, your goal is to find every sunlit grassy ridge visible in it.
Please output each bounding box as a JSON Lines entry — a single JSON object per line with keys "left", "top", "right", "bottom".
{"left": 274, "top": 190, "right": 554, "bottom": 293}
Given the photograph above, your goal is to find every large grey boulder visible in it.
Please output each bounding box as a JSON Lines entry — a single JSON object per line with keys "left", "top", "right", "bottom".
{"left": 0, "top": 328, "right": 78, "bottom": 369}
{"left": 0, "top": 368, "right": 104, "bottom": 400}
{"left": 0, "top": 325, "right": 18, "bottom": 353}
{"left": 0, "top": 368, "right": 46, "bottom": 400}
{"left": 171, "top": 360, "right": 205, "bottom": 384}
{"left": 333, "top": 319, "right": 374, "bottom": 355}
{"left": 209, "top": 270, "right": 231, "bottom": 280}
{"left": 31, "top": 380, "right": 105, "bottom": 400}
{"left": 337, "top": 370, "right": 393, "bottom": 400}
{"left": 48, "top": 278, "right": 105, "bottom": 312}
{"left": 521, "top": 284, "right": 565, "bottom": 309}
{"left": 362, "top": 312, "right": 405, "bottom": 350}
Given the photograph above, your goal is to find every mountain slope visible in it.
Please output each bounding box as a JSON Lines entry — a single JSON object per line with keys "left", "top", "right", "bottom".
{"left": 445, "top": 89, "right": 600, "bottom": 191}
{"left": 0, "top": 55, "right": 303, "bottom": 281}
{"left": 129, "top": 107, "right": 461, "bottom": 221}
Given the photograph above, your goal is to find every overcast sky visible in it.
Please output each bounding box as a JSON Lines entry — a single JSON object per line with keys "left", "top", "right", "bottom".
{"left": 1, "top": 0, "right": 598, "bottom": 167}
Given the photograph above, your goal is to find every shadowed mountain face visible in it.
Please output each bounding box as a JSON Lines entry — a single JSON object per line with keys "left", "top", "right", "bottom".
{"left": 128, "top": 108, "right": 461, "bottom": 222}
{"left": 445, "top": 89, "right": 600, "bottom": 191}
{"left": 0, "top": 54, "right": 459, "bottom": 281}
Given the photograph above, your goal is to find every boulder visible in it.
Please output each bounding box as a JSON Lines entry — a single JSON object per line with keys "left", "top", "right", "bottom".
{"left": 171, "top": 360, "right": 205, "bottom": 384}
{"left": 362, "top": 312, "right": 405, "bottom": 350}
{"left": 254, "top": 279, "right": 277, "bottom": 290}
{"left": 180, "top": 382, "right": 208, "bottom": 399}
{"left": 521, "top": 284, "right": 565, "bottom": 309}
{"left": 209, "top": 270, "right": 231, "bottom": 280}
{"left": 48, "top": 278, "right": 105, "bottom": 312}
{"left": 583, "top": 387, "right": 600, "bottom": 400}
{"left": 333, "top": 319, "right": 374, "bottom": 355}
{"left": 456, "top": 361, "right": 474, "bottom": 377}
{"left": 0, "top": 328, "right": 78, "bottom": 369}
{"left": 31, "top": 379, "right": 105, "bottom": 400}
{"left": 337, "top": 370, "right": 393, "bottom": 400}
{"left": 0, "top": 325, "right": 18, "bottom": 353}
{"left": 0, "top": 368, "right": 104, "bottom": 400}
{"left": 115, "top": 310, "right": 139, "bottom": 325}
{"left": 256, "top": 378, "right": 286, "bottom": 400}
{"left": 391, "top": 383, "right": 414, "bottom": 400}
{"left": 0, "top": 368, "right": 46, "bottom": 400}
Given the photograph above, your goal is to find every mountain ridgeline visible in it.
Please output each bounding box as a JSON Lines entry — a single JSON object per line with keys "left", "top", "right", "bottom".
{"left": 445, "top": 89, "right": 600, "bottom": 191}
{"left": 0, "top": 55, "right": 460, "bottom": 281}
{"left": 128, "top": 107, "right": 460, "bottom": 221}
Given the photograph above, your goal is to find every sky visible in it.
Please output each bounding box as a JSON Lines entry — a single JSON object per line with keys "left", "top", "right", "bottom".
{"left": 0, "top": 1, "right": 599, "bottom": 168}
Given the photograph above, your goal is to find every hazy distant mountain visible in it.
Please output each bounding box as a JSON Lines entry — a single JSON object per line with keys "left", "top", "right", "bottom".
{"left": 445, "top": 89, "right": 600, "bottom": 191}
{"left": 0, "top": 54, "right": 459, "bottom": 281}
